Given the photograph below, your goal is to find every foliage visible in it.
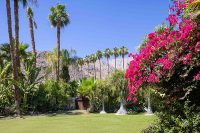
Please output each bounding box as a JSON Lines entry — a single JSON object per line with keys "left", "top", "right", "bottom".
{"left": 126, "top": 0, "right": 200, "bottom": 104}
{"left": 109, "top": 70, "right": 128, "bottom": 102}
{"left": 142, "top": 100, "right": 200, "bottom": 133}
{"left": 125, "top": 0, "right": 200, "bottom": 132}
{"left": 48, "top": 4, "right": 70, "bottom": 28}
{"left": 19, "top": 55, "right": 42, "bottom": 112}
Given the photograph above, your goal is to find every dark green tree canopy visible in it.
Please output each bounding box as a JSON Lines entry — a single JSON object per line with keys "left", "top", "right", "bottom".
{"left": 49, "top": 4, "right": 70, "bottom": 28}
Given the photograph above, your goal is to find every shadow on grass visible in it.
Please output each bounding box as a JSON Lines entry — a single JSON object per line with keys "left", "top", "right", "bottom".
{"left": 46, "top": 110, "right": 89, "bottom": 117}
{"left": 0, "top": 110, "right": 89, "bottom": 119}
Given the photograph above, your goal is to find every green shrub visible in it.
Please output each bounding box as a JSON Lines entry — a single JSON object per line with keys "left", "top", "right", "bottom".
{"left": 142, "top": 100, "right": 200, "bottom": 133}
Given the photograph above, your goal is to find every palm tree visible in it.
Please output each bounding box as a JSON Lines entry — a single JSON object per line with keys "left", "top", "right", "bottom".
{"left": 49, "top": 4, "right": 70, "bottom": 81}
{"left": 120, "top": 46, "right": 128, "bottom": 70}
{"left": 27, "top": 7, "right": 37, "bottom": 66}
{"left": 90, "top": 54, "right": 97, "bottom": 79}
{"left": 6, "top": 0, "right": 20, "bottom": 116}
{"left": 77, "top": 58, "right": 84, "bottom": 79}
{"left": 113, "top": 47, "right": 119, "bottom": 71}
{"left": 96, "top": 50, "right": 103, "bottom": 79}
{"left": 45, "top": 50, "right": 57, "bottom": 78}
{"left": 104, "top": 48, "right": 113, "bottom": 75}
{"left": 14, "top": 0, "right": 37, "bottom": 68}
{"left": 84, "top": 55, "right": 90, "bottom": 77}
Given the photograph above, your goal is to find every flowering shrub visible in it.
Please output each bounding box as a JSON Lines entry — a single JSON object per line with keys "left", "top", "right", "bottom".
{"left": 126, "top": 0, "right": 200, "bottom": 102}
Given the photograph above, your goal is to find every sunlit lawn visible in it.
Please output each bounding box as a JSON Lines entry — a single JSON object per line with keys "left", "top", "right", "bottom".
{"left": 0, "top": 111, "right": 155, "bottom": 133}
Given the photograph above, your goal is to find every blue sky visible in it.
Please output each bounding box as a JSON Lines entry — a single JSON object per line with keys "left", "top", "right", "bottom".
{"left": 0, "top": 0, "right": 169, "bottom": 57}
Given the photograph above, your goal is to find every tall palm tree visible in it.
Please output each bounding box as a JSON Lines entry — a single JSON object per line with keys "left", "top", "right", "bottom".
{"left": 14, "top": 0, "right": 20, "bottom": 68}
{"left": 120, "top": 46, "right": 128, "bottom": 70}
{"left": 27, "top": 7, "right": 37, "bottom": 66}
{"left": 49, "top": 4, "right": 70, "bottom": 81}
{"left": 14, "top": 0, "right": 37, "bottom": 68}
{"left": 6, "top": 0, "right": 20, "bottom": 116}
{"left": 104, "top": 48, "right": 113, "bottom": 75}
{"left": 96, "top": 50, "right": 103, "bottom": 79}
{"left": 84, "top": 55, "right": 90, "bottom": 77}
{"left": 113, "top": 47, "right": 119, "bottom": 71}
{"left": 77, "top": 58, "right": 84, "bottom": 79}
{"left": 90, "top": 54, "right": 97, "bottom": 79}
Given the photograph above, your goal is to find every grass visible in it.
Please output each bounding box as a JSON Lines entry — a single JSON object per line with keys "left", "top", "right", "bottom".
{"left": 0, "top": 110, "right": 156, "bottom": 133}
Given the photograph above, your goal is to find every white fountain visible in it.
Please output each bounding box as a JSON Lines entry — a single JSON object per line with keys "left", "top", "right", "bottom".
{"left": 144, "top": 97, "right": 153, "bottom": 115}
{"left": 116, "top": 97, "right": 127, "bottom": 115}
{"left": 100, "top": 100, "right": 107, "bottom": 114}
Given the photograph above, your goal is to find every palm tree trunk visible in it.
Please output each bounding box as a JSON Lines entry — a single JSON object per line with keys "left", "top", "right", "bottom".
{"left": 28, "top": 16, "right": 36, "bottom": 67}
{"left": 99, "top": 59, "right": 101, "bottom": 79}
{"left": 56, "top": 19, "right": 61, "bottom": 81}
{"left": 115, "top": 56, "right": 117, "bottom": 71}
{"left": 81, "top": 65, "right": 83, "bottom": 79}
{"left": 122, "top": 56, "right": 124, "bottom": 70}
{"left": 14, "top": 0, "right": 20, "bottom": 68}
{"left": 87, "top": 63, "right": 89, "bottom": 77}
{"left": 6, "top": 0, "right": 20, "bottom": 116}
{"left": 94, "top": 62, "right": 96, "bottom": 79}
{"left": 107, "top": 58, "right": 109, "bottom": 75}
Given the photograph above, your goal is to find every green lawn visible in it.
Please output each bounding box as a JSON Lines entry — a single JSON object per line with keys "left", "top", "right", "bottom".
{"left": 0, "top": 111, "right": 155, "bottom": 133}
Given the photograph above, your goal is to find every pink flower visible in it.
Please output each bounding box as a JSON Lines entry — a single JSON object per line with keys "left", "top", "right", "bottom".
{"left": 148, "top": 32, "right": 155, "bottom": 40}
{"left": 194, "top": 71, "right": 200, "bottom": 80}
{"left": 195, "top": 42, "right": 200, "bottom": 53}
{"left": 147, "top": 71, "right": 159, "bottom": 83}
{"left": 166, "top": 14, "right": 178, "bottom": 26}
{"left": 197, "top": 32, "right": 200, "bottom": 39}
{"left": 156, "top": 58, "right": 173, "bottom": 70}
{"left": 183, "top": 53, "right": 192, "bottom": 64}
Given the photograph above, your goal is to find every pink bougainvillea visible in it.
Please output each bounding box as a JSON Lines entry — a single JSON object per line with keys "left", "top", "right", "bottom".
{"left": 125, "top": 0, "right": 198, "bottom": 103}
{"left": 166, "top": 14, "right": 178, "bottom": 26}
{"left": 195, "top": 42, "right": 200, "bottom": 53}
{"left": 194, "top": 71, "right": 200, "bottom": 80}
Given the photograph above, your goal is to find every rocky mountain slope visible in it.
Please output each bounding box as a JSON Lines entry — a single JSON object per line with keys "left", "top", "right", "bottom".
{"left": 36, "top": 51, "right": 132, "bottom": 81}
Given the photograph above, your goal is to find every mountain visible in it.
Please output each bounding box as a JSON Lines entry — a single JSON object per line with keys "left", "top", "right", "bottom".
{"left": 36, "top": 51, "right": 132, "bottom": 81}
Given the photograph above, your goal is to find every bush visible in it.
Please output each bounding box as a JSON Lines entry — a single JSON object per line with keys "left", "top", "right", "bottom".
{"left": 142, "top": 100, "right": 200, "bottom": 133}
{"left": 30, "top": 80, "right": 71, "bottom": 112}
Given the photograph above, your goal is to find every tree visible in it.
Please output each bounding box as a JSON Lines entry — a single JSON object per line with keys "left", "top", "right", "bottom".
{"left": 14, "top": 0, "right": 37, "bottom": 68}
{"left": 19, "top": 55, "right": 42, "bottom": 111}
{"left": 45, "top": 50, "right": 57, "bottom": 79}
{"left": 27, "top": 7, "right": 37, "bottom": 66}
{"left": 77, "top": 58, "right": 84, "bottom": 79}
{"left": 126, "top": 1, "right": 200, "bottom": 131}
{"left": 120, "top": 46, "right": 128, "bottom": 70}
{"left": 104, "top": 48, "right": 113, "bottom": 75}
{"left": 49, "top": 4, "right": 70, "bottom": 81}
{"left": 77, "top": 78, "right": 97, "bottom": 112}
{"left": 96, "top": 80, "right": 111, "bottom": 114}
{"left": 61, "top": 48, "right": 77, "bottom": 81}
{"left": 6, "top": 0, "right": 21, "bottom": 116}
{"left": 109, "top": 70, "right": 128, "bottom": 115}
{"left": 113, "top": 47, "right": 119, "bottom": 71}
{"left": 96, "top": 50, "right": 103, "bottom": 79}
{"left": 90, "top": 54, "right": 97, "bottom": 79}
{"left": 84, "top": 55, "right": 90, "bottom": 77}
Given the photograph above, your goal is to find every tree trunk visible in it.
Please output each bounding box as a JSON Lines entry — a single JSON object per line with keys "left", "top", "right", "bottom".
{"left": 81, "top": 65, "right": 83, "bottom": 79}
{"left": 14, "top": 0, "right": 20, "bottom": 68}
{"left": 6, "top": 0, "right": 20, "bottom": 116}
{"left": 99, "top": 59, "right": 101, "bottom": 79}
{"left": 122, "top": 56, "right": 124, "bottom": 70}
{"left": 87, "top": 63, "right": 89, "bottom": 77}
{"left": 114, "top": 56, "right": 117, "bottom": 71}
{"left": 56, "top": 19, "right": 61, "bottom": 81}
{"left": 94, "top": 62, "right": 96, "bottom": 79}
{"left": 28, "top": 16, "right": 36, "bottom": 67}
{"left": 107, "top": 58, "right": 109, "bottom": 75}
